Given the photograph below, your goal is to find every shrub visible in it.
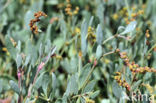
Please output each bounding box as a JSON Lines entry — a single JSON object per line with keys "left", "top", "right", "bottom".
{"left": 0, "top": 0, "right": 156, "bottom": 103}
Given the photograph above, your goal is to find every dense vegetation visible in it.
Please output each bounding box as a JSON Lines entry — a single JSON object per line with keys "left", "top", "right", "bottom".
{"left": 0, "top": 0, "right": 156, "bottom": 103}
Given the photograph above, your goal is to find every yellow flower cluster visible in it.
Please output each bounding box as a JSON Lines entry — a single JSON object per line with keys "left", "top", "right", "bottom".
{"left": 145, "top": 29, "right": 150, "bottom": 38}
{"left": 87, "top": 26, "right": 96, "bottom": 44}
{"left": 56, "top": 55, "right": 62, "bottom": 60}
{"left": 126, "top": 8, "right": 144, "bottom": 24}
{"left": 119, "top": 51, "right": 156, "bottom": 74}
{"left": 112, "top": 6, "right": 144, "bottom": 24}
{"left": 2, "top": 47, "right": 10, "bottom": 55}
{"left": 74, "top": 27, "right": 81, "bottom": 34}
{"left": 114, "top": 72, "right": 131, "bottom": 91}
{"left": 85, "top": 98, "right": 95, "bottom": 103}
{"left": 120, "top": 7, "right": 128, "bottom": 16}
{"left": 112, "top": 13, "right": 119, "bottom": 20}
{"left": 65, "top": 0, "right": 79, "bottom": 16}
{"left": 142, "top": 83, "right": 155, "bottom": 94}
{"left": 131, "top": 10, "right": 144, "bottom": 18}
{"left": 78, "top": 51, "right": 82, "bottom": 58}
{"left": 145, "top": 29, "right": 150, "bottom": 45}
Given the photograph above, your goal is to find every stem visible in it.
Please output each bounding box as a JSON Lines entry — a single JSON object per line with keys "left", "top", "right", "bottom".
{"left": 81, "top": 50, "right": 115, "bottom": 90}
{"left": 117, "top": 35, "right": 130, "bottom": 41}
{"left": 102, "top": 34, "right": 130, "bottom": 46}
{"left": 38, "top": 96, "right": 52, "bottom": 102}
{"left": 27, "top": 62, "right": 44, "bottom": 98}
{"left": 81, "top": 65, "right": 96, "bottom": 90}
{"left": 103, "top": 34, "right": 119, "bottom": 45}
{"left": 146, "top": 43, "right": 156, "bottom": 56}
{"left": 32, "top": 69, "right": 40, "bottom": 86}
{"left": 17, "top": 69, "right": 23, "bottom": 103}
{"left": 101, "top": 51, "right": 115, "bottom": 58}
{"left": 72, "top": 94, "right": 81, "bottom": 99}
{"left": 27, "top": 84, "right": 33, "bottom": 98}
{"left": 68, "top": 34, "right": 80, "bottom": 45}
{"left": 102, "top": 36, "right": 116, "bottom": 45}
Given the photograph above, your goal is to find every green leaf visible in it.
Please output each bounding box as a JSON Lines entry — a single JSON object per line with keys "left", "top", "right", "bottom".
{"left": 96, "top": 4, "right": 104, "bottom": 25}
{"left": 89, "top": 16, "right": 94, "bottom": 26}
{"left": 25, "top": 39, "right": 37, "bottom": 67}
{"left": 39, "top": 43, "right": 43, "bottom": 58}
{"left": 62, "top": 95, "right": 68, "bottom": 103}
{"left": 24, "top": 55, "right": 30, "bottom": 67}
{"left": 61, "top": 58, "right": 71, "bottom": 73}
{"left": 9, "top": 80, "right": 20, "bottom": 95}
{"left": 65, "top": 74, "right": 78, "bottom": 96}
{"left": 60, "top": 19, "right": 67, "bottom": 40}
{"left": 83, "top": 80, "right": 96, "bottom": 93}
{"left": 81, "top": 19, "right": 88, "bottom": 56}
{"left": 117, "top": 26, "right": 125, "bottom": 34}
{"left": 24, "top": 10, "right": 34, "bottom": 30}
{"left": 30, "top": 0, "right": 43, "bottom": 11}
{"left": 42, "top": 74, "right": 50, "bottom": 96}
{"left": 35, "top": 72, "right": 46, "bottom": 89}
{"left": 45, "top": 39, "right": 51, "bottom": 54}
{"left": 112, "top": 81, "right": 122, "bottom": 98}
{"left": 46, "top": 0, "right": 58, "bottom": 5}
{"left": 96, "top": 45, "right": 103, "bottom": 59}
{"left": 53, "top": 37, "right": 64, "bottom": 51}
{"left": 5, "top": 35, "right": 17, "bottom": 59}
{"left": 90, "top": 90, "right": 100, "bottom": 99}
{"left": 61, "top": 58, "right": 77, "bottom": 74}
{"left": 0, "top": 80, "right": 3, "bottom": 93}
{"left": 49, "top": 73, "right": 57, "bottom": 100}
{"left": 96, "top": 24, "right": 103, "bottom": 45}
{"left": 131, "top": 80, "right": 142, "bottom": 91}
{"left": 101, "top": 99, "right": 111, "bottom": 103}
{"left": 79, "top": 63, "right": 91, "bottom": 89}
{"left": 120, "top": 21, "right": 137, "bottom": 35}
{"left": 16, "top": 54, "right": 22, "bottom": 69}
{"left": 46, "top": 24, "right": 52, "bottom": 40}
{"left": 50, "top": 46, "right": 57, "bottom": 56}
{"left": 101, "top": 99, "right": 110, "bottom": 103}
{"left": 44, "top": 46, "right": 56, "bottom": 63}
{"left": 52, "top": 73, "right": 56, "bottom": 90}
{"left": 16, "top": 41, "right": 21, "bottom": 53}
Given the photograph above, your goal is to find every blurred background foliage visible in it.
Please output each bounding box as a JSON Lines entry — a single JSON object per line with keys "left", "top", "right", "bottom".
{"left": 0, "top": 0, "right": 156, "bottom": 103}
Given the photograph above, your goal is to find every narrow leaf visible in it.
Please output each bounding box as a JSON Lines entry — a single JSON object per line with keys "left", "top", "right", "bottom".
{"left": 131, "top": 80, "right": 142, "bottom": 91}
{"left": 120, "top": 21, "right": 137, "bottom": 35}
{"left": 112, "top": 82, "right": 122, "bottom": 98}
{"left": 89, "top": 16, "right": 94, "bottom": 26}
{"left": 96, "top": 24, "right": 103, "bottom": 45}
{"left": 79, "top": 63, "right": 91, "bottom": 89}
{"left": 9, "top": 80, "right": 20, "bottom": 95}
{"left": 81, "top": 19, "right": 88, "bottom": 56}
{"left": 52, "top": 73, "right": 56, "bottom": 90}
{"left": 65, "top": 74, "right": 78, "bottom": 96}
{"left": 16, "top": 54, "right": 22, "bottom": 69}
{"left": 96, "top": 45, "right": 103, "bottom": 59}
{"left": 83, "top": 80, "right": 96, "bottom": 93}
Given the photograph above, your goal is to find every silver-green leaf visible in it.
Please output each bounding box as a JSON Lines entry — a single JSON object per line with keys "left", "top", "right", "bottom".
{"left": 16, "top": 54, "right": 22, "bottom": 69}
{"left": 96, "top": 45, "right": 103, "bottom": 59}
{"left": 9, "top": 80, "right": 20, "bottom": 95}
{"left": 120, "top": 21, "right": 137, "bottom": 35}
{"left": 96, "top": 24, "right": 103, "bottom": 45}
{"left": 81, "top": 19, "right": 88, "bottom": 56}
